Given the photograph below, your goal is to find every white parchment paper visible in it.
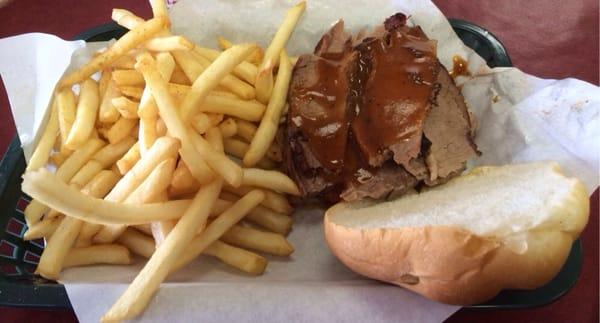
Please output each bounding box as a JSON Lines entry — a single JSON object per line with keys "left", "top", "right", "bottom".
{"left": 0, "top": 0, "right": 598, "bottom": 322}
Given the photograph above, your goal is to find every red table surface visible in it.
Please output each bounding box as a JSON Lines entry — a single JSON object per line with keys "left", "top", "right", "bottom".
{"left": 0, "top": 1, "right": 597, "bottom": 322}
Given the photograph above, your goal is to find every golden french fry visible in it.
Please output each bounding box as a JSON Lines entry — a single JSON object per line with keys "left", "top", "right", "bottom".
{"left": 59, "top": 17, "right": 168, "bottom": 88}
{"left": 217, "top": 36, "right": 232, "bottom": 50}
{"left": 56, "top": 88, "right": 77, "bottom": 147}
{"left": 242, "top": 168, "right": 300, "bottom": 195}
{"left": 65, "top": 79, "right": 100, "bottom": 150}
{"left": 156, "top": 118, "right": 167, "bottom": 137}
{"left": 135, "top": 53, "right": 214, "bottom": 184}
{"left": 223, "top": 185, "right": 293, "bottom": 214}
{"left": 112, "top": 96, "right": 140, "bottom": 119}
{"left": 145, "top": 36, "right": 193, "bottom": 51}
{"left": 98, "top": 70, "right": 112, "bottom": 97}
{"left": 139, "top": 117, "right": 158, "bottom": 156}
{"left": 170, "top": 68, "right": 191, "bottom": 85}
{"left": 22, "top": 169, "right": 193, "bottom": 225}
{"left": 27, "top": 97, "right": 59, "bottom": 171}
{"left": 217, "top": 194, "right": 293, "bottom": 235}
{"left": 179, "top": 44, "right": 258, "bottom": 120}
{"left": 75, "top": 222, "right": 102, "bottom": 247}
{"left": 64, "top": 244, "right": 132, "bottom": 268}
{"left": 116, "top": 142, "right": 140, "bottom": 175}
{"left": 118, "top": 227, "right": 156, "bottom": 258}
{"left": 245, "top": 50, "right": 292, "bottom": 166}
{"left": 255, "top": 1, "right": 305, "bottom": 103}
{"left": 23, "top": 216, "right": 62, "bottom": 240}
{"left": 193, "top": 47, "right": 258, "bottom": 85}
{"left": 218, "top": 118, "right": 237, "bottom": 138}
{"left": 221, "top": 224, "right": 294, "bottom": 256}
{"left": 118, "top": 86, "right": 144, "bottom": 100}
{"left": 224, "top": 138, "right": 275, "bottom": 169}
{"left": 170, "top": 160, "right": 199, "bottom": 191}
{"left": 99, "top": 79, "right": 122, "bottom": 123}
{"left": 92, "top": 136, "right": 136, "bottom": 167}
{"left": 235, "top": 119, "right": 257, "bottom": 143}
{"left": 138, "top": 52, "right": 175, "bottom": 119}
{"left": 101, "top": 178, "right": 223, "bottom": 322}
{"left": 96, "top": 156, "right": 175, "bottom": 244}
{"left": 106, "top": 117, "right": 137, "bottom": 144}
{"left": 204, "top": 240, "right": 267, "bottom": 275}
{"left": 198, "top": 95, "right": 266, "bottom": 122}
{"left": 70, "top": 160, "right": 103, "bottom": 188}
{"left": 112, "top": 69, "right": 145, "bottom": 87}
{"left": 149, "top": 0, "right": 168, "bottom": 18}
{"left": 49, "top": 151, "right": 69, "bottom": 167}
{"left": 171, "top": 190, "right": 265, "bottom": 272}
{"left": 188, "top": 129, "right": 243, "bottom": 187}
{"left": 113, "top": 55, "right": 136, "bottom": 69}
{"left": 111, "top": 8, "right": 145, "bottom": 30}
{"left": 35, "top": 168, "right": 121, "bottom": 280}
{"left": 190, "top": 113, "right": 212, "bottom": 134}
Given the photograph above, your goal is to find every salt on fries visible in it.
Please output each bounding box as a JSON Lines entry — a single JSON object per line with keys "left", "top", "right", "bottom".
{"left": 21, "top": 1, "right": 304, "bottom": 322}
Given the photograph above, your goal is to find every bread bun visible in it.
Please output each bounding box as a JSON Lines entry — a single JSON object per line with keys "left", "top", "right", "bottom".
{"left": 324, "top": 162, "right": 589, "bottom": 305}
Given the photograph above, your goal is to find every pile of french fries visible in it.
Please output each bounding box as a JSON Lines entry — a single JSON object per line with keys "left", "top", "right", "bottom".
{"left": 20, "top": 1, "right": 306, "bottom": 321}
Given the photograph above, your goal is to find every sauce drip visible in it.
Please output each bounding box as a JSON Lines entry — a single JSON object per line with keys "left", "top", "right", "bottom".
{"left": 450, "top": 55, "right": 470, "bottom": 77}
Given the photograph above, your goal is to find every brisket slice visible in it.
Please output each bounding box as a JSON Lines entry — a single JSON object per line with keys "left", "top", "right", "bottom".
{"left": 285, "top": 13, "right": 478, "bottom": 203}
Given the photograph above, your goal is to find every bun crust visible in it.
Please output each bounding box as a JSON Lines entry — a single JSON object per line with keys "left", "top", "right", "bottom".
{"left": 324, "top": 164, "right": 589, "bottom": 305}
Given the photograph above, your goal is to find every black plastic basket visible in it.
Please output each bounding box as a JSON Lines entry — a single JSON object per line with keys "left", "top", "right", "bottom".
{"left": 0, "top": 20, "right": 582, "bottom": 309}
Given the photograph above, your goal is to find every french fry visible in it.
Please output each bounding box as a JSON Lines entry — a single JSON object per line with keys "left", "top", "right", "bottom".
{"left": 97, "top": 156, "right": 174, "bottom": 243}
{"left": 193, "top": 47, "right": 258, "bottom": 85}
{"left": 242, "top": 168, "right": 300, "bottom": 195}
{"left": 23, "top": 216, "right": 62, "bottom": 240}
{"left": 22, "top": 169, "right": 193, "bottom": 225}
{"left": 217, "top": 36, "right": 232, "bottom": 50}
{"left": 101, "top": 178, "right": 223, "bottom": 322}
{"left": 92, "top": 136, "right": 136, "bottom": 167}
{"left": 221, "top": 224, "right": 294, "bottom": 256}
{"left": 223, "top": 185, "right": 293, "bottom": 214}
{"left": 255, "top": 1, "right": 305, "bottom": 103}
{"left": 179, "top": 44, "right": 258, "bottom": 120}
{"left": 70, "top": 160, "right": 103, "bottom": 188}
{"left": 170, "top": 160, "right": 199, "bottom": 192}
{"left": 171, "top": 190, "right": 265, "bottom": 272}
{"left": 99, "top": 79, "right": 122, "bottom": 123}
{"left": 118, "top": 86, "right": 144, "bottom": 100}
{"left": 56, "top": 88, "right": 77, "bottom": 147}
{"left": 197, "top": 95, "right": 266, "bottom": 122}
{"left": 111, "top": 8, "right": 145, "bottom": 30}
{"left": 63, "top": 244, "right": 132, "bottom": 268}
{"left": 156, "top": 118, "right": 167, "bottom": 137}
{"left": 204, "top": 240, "right": 267, "bottom": 275}
{"left": 224, "top": 138, "right": 275, "bottom": 169}
{"left": 112, "top": 96, "right": 140, "bottom": 119}
{"left": 134, "top": 224, "right": 154, "bottom": 236}
{"left": 59, "top": 17, "right": 168, "bottom": 87}
{"left": 113, "top": 55, "right": 136, "bottom": 69}
{"left": 112, "top": 69, "right": 145, "bottom": 87}
{"left": 289, "top": 55, "right": 299, "bottom": 66}
{"left": 135, "top": 53, "right": 214, "bottom": 184}
{"left": 145, "top": 36, "right": 193, "bottom": 51}
{"left": 205, "top": 126, "right": 224, "bottom": 152}
{"left": 216, "top": 195, "right": 293, "bottom": 235}
{"left": 65, "top": 79, "right": 100, "bottom": 150}
{"left": 245, "top": 50, "right": 292, "bottom": 166}
{"left": 149, "top": 0, "right": 169, "bottom": 18}
{"left": 138, "top": 52, "right": 175, "bottom": 119}
{"left": 188, "top": 129, "right": 243, "bottom": 187}
{"left": 35, "top": 168, "right": 121, "bottom": 280}
{"left": 218, "top": 118, "right": 237, "bottom": 138}
{"left": 190, "top": 113, "right": 212, "bottom": 134}
{"left": 139, "top": 117, "right": 157, "bottom": 156}
{"left": 118, "top": 227, "right": 156, "bottom": 258}
{"left": 170, "top": 68, "right": 191, "bottom": 85}
{"left": 49, "top": 151, "right": 69, "bottom": 167}
{"left": 116, "top": 142, "right": 140, "bottom": 174}
{"left": 150, "top": 219, "right": 175, "bottom": 247}
{"left": 27, "top": 97, "right": 59, "bottom": 171}
{"left": 235, "top": 119, "right": 257, "bottom": 143}
{"left": 98, "top": 70, "right": 112, "bottom": 97}
{"left": 106, "top": 117, "right": 137, "bottom": 144}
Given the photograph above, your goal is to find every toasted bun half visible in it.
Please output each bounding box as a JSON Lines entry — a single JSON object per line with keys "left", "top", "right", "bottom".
{"left": 324, "top": 162, "right": 589, "bottom": 305}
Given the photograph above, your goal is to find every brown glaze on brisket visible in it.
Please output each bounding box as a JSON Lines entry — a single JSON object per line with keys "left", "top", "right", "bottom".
{"left": 285, "top": 13, "right": 478, "bottom": 204}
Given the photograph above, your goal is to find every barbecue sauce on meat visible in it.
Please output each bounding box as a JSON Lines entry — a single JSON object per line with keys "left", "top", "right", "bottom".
{"left": 285, "top": 13, "right": 478, "bottom": 203}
